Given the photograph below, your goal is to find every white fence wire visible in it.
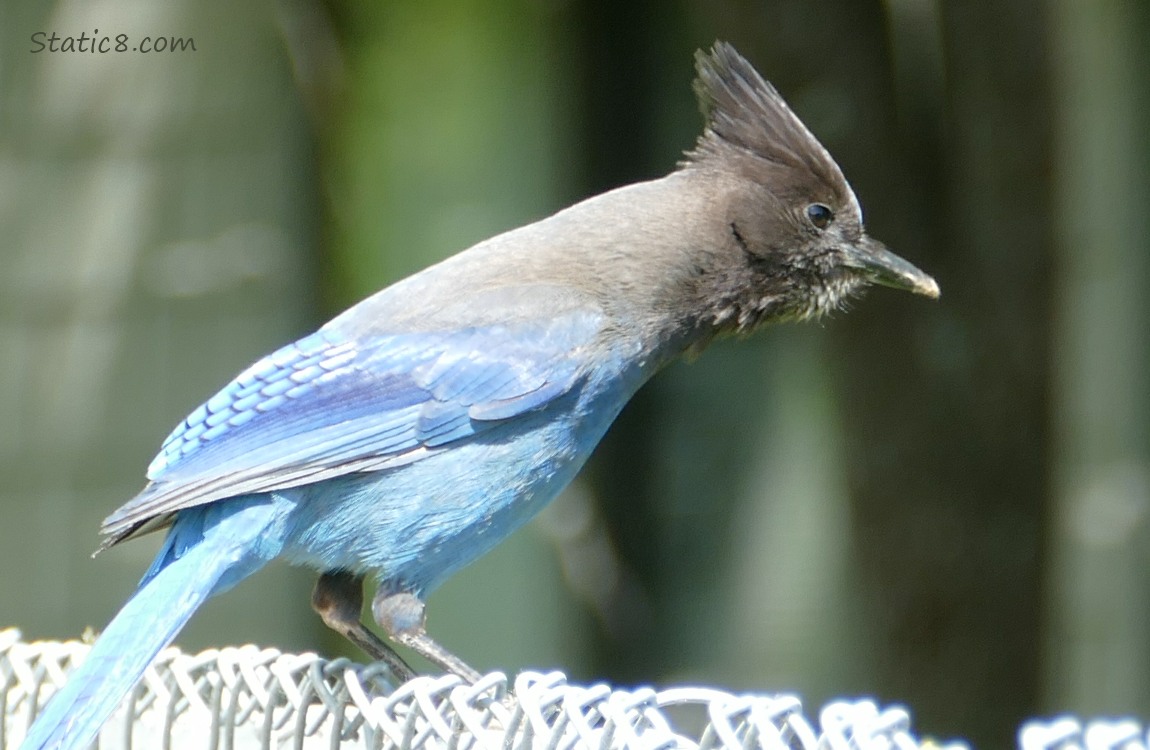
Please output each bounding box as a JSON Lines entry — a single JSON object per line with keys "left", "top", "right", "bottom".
{"left": 0, "top": 629, "right": 1138, "bottom": 750}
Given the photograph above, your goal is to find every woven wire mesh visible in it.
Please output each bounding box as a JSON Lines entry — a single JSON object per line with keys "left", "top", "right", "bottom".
{"left": 0, "top": 627, "right": 1130, "bottom": 750}
{"left": 1019, "top": 718, "right": 1150, "bottom": 750}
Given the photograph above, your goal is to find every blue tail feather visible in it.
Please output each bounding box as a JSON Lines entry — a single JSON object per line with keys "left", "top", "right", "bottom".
{"left": 21, "top": 496, "right": 290, "bottom": 750}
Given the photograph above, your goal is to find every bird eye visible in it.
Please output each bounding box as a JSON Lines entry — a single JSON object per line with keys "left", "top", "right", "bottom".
{"left": 806, "top": 203, "right": 834, "bottom": 229}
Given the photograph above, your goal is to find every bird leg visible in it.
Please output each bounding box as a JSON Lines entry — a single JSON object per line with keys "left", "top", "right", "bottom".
{"left": 372, "top": 590, "right": 482, "bottom": 684}
{"left": 311, "top": 570, "right": 416, "bottom": 682}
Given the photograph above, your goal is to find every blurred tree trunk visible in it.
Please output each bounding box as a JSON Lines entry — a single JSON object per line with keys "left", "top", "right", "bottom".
{"left": 1045, "top": 0, "right": 1150, "bottom": 716}
{"left": 834, "top": 1, "right": 1054, "bottom": 746}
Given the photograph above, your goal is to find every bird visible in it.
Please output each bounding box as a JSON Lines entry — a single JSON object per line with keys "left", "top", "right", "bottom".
{"left": 20, "top": 41, "right": 938, "bottom": 750}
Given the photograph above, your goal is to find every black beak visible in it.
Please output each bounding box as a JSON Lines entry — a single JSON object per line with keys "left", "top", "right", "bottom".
{"left": 842, "top": 236, "right": 939, "bottom": 299}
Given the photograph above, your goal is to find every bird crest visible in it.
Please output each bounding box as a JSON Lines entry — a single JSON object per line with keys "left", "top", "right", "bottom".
{"left": 683, "top": 42, "right": 856, "bottom": 213}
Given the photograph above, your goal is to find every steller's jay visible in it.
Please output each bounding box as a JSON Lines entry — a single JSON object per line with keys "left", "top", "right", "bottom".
{"left": 21, "top": 42, "right": 938, "bottom": 750}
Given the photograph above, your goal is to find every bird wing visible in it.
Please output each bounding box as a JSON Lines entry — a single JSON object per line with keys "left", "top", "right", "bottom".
{"left": 100, "top": 307, "right": 605, "bottom": 547}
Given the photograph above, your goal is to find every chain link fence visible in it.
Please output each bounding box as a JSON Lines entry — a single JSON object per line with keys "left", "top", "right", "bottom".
{"left": 0, "top": 629, "right": 1139, "bottom": 750}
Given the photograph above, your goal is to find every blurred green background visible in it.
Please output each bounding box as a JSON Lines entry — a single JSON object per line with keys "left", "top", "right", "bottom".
{"left": 2, "top": 0, "right": 1149, "bottom": 746}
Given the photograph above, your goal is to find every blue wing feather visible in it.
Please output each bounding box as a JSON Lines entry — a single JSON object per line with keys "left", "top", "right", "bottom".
{"left": 102, "top": 309, "right": 605, "bottom": 544}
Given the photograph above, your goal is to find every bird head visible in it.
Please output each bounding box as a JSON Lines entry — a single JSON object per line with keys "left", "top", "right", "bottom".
{"left": 682, "top": 42, "right": 938, "bottom": 333}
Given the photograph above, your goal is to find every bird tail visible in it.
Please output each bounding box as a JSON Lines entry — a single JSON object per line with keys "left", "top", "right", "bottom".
{"left": 20, "top": 495, "right": 292, "bottom": 750}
